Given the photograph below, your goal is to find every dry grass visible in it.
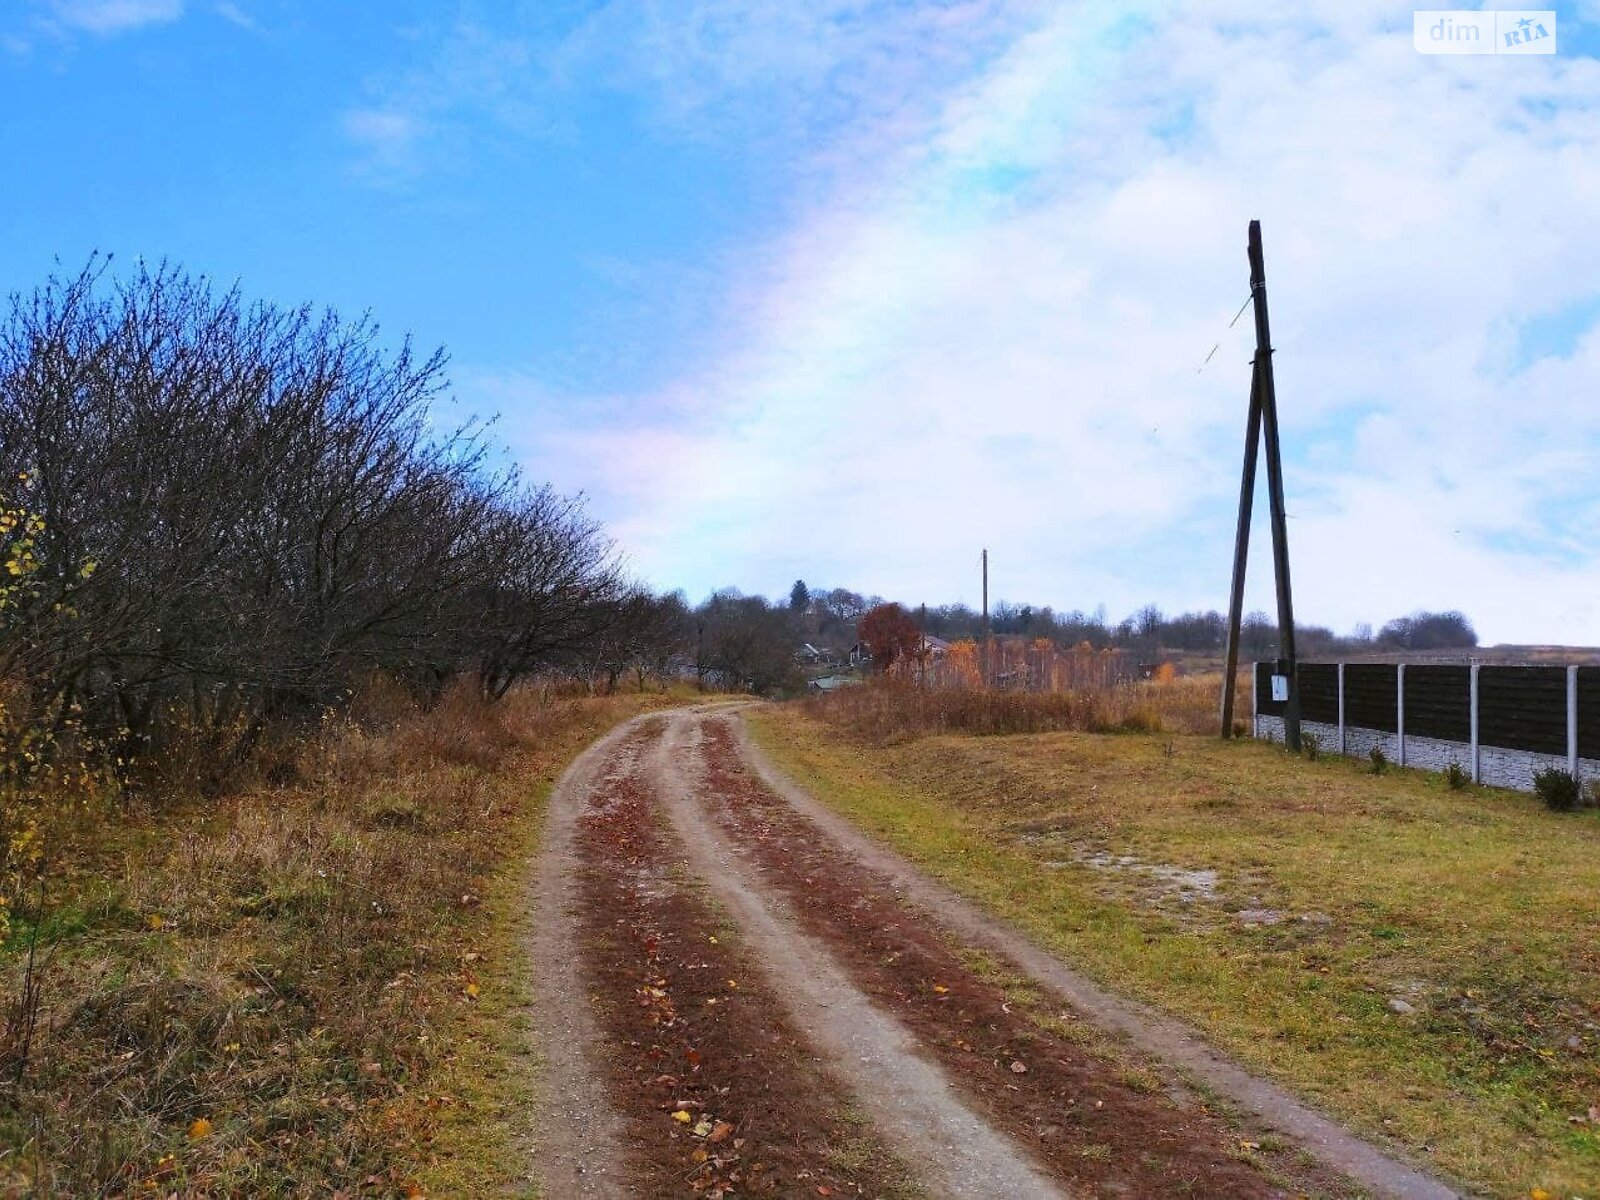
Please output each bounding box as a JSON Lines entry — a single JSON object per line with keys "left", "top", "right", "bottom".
{"left": 806, "top": 673, "right": 1238, "bottom": 742}
{"left": 749, "top": 704, "right": 1600, "bottom": 1199}
{"left": 0, "top": 681, "right": 680, "bottom": 1198}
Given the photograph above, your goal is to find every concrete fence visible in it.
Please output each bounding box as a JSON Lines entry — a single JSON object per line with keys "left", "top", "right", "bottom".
{"left": 1253, "top": 660, "right": 1600, "bottom": 792}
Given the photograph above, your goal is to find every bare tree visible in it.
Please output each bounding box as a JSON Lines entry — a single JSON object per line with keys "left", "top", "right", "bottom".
{"left": 695, "top": 592, "right": 801, "bottom": 694}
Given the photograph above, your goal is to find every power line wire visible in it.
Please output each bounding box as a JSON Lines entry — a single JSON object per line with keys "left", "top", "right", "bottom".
{"left": 1197, "top": 293, "right": 1253, "bottom": 374}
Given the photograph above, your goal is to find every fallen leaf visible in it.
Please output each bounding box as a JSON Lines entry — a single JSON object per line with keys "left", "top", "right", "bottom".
{"left": 187, "top": 1118, "right": 212, "bottom": 1140}
{"left": 464, "top": 982, "right": 480, "bottom": 1000}
{"left": 708, "top": 1121, "right": 735, "bottom": 1143}
{"left": 932, "top": 984, "right": 949, "bottom": 994}
{"left": 146, "top": 914, "right": 165, "bottom": 931}
{"left": 693, "top": 1117, "right": 714, "bottom": 1138}
{"left": 1530, "top": 1190, "right": 1552, "bottom": 1200}
{"left": 673, "top": 1110, "right": 693, "bottom": 1124}
{"left": 1009, "top": 1061, "right": 1028, "bottom": 1074}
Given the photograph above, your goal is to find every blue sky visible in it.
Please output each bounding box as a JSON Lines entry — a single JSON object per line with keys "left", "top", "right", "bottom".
{"left": 5, "top": 1, "right": 1600, "bottom": 644}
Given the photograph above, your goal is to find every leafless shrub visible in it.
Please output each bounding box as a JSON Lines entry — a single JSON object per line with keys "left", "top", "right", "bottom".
{"left": 0, "top": 258, "right": 660, "bottom": 787}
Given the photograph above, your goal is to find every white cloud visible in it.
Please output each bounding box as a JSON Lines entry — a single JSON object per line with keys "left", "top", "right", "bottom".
{"left": 461, "top": 2, "right": 1600, "bottom": 644}
{"left": 339, "top": 1, "right": 1047, "bottom": 189}
{"left": 213, "top": 1, "right": 258, "bottom": 33}
{"left": 341, "top": 107, "right": 422, "bottom": 177}
{"left": 50, "top": 0, "right": 182, "bottom": 35}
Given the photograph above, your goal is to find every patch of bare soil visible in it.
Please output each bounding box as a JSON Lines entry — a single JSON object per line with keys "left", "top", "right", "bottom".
{"left": 692, "top": 715, "right": 1359, "bottom": 1198}
{"left": 570, "top": 721, "right": 919, "bottom": 1198}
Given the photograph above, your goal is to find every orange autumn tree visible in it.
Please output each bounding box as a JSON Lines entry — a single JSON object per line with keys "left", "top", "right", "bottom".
{"left": 943, "top": 639, "right": 981, "bottom": 688}
{"left": 857, "top": 603, "right": 922, "bottom": 674}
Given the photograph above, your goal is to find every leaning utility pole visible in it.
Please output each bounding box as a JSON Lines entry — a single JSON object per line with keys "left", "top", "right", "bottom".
{"left": 1219, "top": 369, "right": 1262, "bottom": 736}
{"left": 1220, "top": 220, "right": 1301, "bottom": 751}
{"left": 981, "top": 549, "right": 990, "bottom": 687}
{"left": 918, "top": 602, "right": 929, "bottom": 689}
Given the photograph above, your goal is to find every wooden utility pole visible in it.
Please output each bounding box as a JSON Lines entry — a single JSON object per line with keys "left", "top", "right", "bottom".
{"left": 1219, "top": 371, "right": 1262, "bottom": 736}
{"left": 918, "top": 602, "right": 929, "bottom": 689}
{"left": 981, "top": 549, "right": 990, "bottom": 687}
{"left": 1220, "top": 220, "right": 1301, "bottom": 751}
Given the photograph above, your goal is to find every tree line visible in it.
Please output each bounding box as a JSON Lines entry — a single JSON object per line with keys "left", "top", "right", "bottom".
{"left": 0, "top": 261, "right": 886, "bottom": 782}
{"left": 0, "top": 261, "right": 675, "bottom": 779}
{"left": 785, "top": 582, "right": 1476, "bottom": 662}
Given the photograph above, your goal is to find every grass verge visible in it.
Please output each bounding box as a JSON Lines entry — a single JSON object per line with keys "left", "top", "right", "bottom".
{"left": 747, "top": 703, "right": 1600, "bottom": 1200}
{"left": 0, "top": 683, "right": 683, "bottom": 1198}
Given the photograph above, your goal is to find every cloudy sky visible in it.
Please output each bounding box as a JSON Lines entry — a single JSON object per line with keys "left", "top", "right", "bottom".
{"left": 4, "top": 1, "right": 1600, "bottom": 644}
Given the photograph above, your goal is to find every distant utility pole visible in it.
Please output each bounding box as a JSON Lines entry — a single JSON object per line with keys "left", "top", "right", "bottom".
{"left": 1220, "top": 220, "right": 1301, "bottom": 751}
{"left": 919, "top": 602, "right": 929, "bottom": 689}
{"left": 981, "top": 549, "right": 990, "bottom": 687}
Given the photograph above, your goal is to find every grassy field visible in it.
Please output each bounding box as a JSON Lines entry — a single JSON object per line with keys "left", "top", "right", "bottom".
{"left": 748, "top": 698, "right": 1600, "bottom": 1199}
{"left": 0, "top": 683, "right": 681, "bottom": 1198}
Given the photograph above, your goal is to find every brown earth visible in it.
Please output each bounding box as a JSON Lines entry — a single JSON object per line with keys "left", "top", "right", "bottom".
{"left": 530, "top": 704, "right": 1458, "bottom": 1198}
{"left": 567, "top": 719, "right": 922, "bottom": 1198}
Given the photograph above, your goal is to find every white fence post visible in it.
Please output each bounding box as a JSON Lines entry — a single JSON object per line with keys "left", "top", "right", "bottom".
{"left": 1470, "top": 661, "right": 1481, "bottom": 783}
{"left": 1396, "top": 663, "right": 1406, "bottom": 768}
{"left": 1337, "top": 662, "right": 1346, "bottom": 755}
{"left": 1252, "top": 661, "right": 1259, "bottom": 738}
{"left": 1569, "top": 665, "right": 1579, "bottom": 779}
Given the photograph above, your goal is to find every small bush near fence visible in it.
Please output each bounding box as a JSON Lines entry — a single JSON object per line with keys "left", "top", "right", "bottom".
{"left": 802, "top": 675, "right": 1226, "bottom": 744}
{"left": 1444, "top": 761, "right": 1469, "bottom": 790}
{"left": 1533, "top": 766, "right": 1582, "bottom": 812}
{"left": 1369, "top": 747, "right": 1388, "bottom": 775}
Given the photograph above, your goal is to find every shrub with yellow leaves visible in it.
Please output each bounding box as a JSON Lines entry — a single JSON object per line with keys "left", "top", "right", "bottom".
{"left": 0, "top": 484, "right": 45, "bottom": 948}
{"left": 1, "top": 483, "right": 112, "bottom": 960}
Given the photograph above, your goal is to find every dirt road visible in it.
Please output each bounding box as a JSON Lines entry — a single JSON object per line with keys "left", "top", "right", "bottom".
{"left": 528, "top": 705, "right": 1460, "bottom": 1198}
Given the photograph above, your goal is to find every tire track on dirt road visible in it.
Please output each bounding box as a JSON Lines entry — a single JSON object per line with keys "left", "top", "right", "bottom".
{"left": 527, "top": 713, "right": 647, "bottom": 1198}
{"left": 652, "top": 711, "right": 1069, "bottom": 1199}
{"left": 534, "top": 712, "right": 933, "bottom": 1197}
{"left": 676, "top": 711, "right": 1338, "bottom": 1197}
{"left": 728, "top": 709, "right": 1464, "bottom": 1200}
